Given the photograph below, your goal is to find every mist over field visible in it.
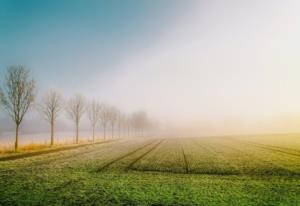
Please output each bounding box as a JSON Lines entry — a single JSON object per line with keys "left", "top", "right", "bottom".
{"left": 1, "top": 1, "right": 300, "bottom": 141}
{"left": 0, "top": 1, "right": 300, "bottom": 206}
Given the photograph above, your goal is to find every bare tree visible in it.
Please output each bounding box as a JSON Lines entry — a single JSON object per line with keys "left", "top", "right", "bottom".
{"left": 39, "top": 90, "right": 63, "bottom": 146}
{"left": 131, "top": 111, "right": 149, "bottom": 137}
{"left": 99, "top": 104, "right": 110, "bottom": 139}
{"left": 107, "top": 106, "right": 118, "bottom": 138}
{"left": 66, "top": 95, "right": 85, "bottom": 144}
{"left": 116, "top": 110, "right": 122, "bottom": 138}
{"left": 87, "top": 101, "right": 101, "bottom": 142}
{"left": 128, "top": 116, "right": 133, "bottom": 138}
{"left": 0, "top": 65, "right": 36, "bottom": 151}
{"left": 123, "top": 115, "right": 132, "bottom": 138}
{"left": 118, "top": 113, "right": 127, "bottom": 138}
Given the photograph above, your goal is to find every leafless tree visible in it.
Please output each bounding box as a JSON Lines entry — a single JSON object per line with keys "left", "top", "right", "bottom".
{"left": 119, "top": 113, "right": 129, "bottom": 138}
{"left": 66, "top": 95, "right": 85, "bottom": 144}
{"left": 87, "top": 100, "right": 101, "bottom": 142}
{"left": 0, "top": 65, "right": 36, "bottom": 151}
{"left": 121, "top": 113, "right": 129, "bottom": 138}
{"left": 39, "top": 90, "right": 63, "bottom": 146}
{"left": 131, "top": 111, "right": 149, "bottom": 137}
{"left": 107, "top": 106, "right": 118, "bottom": 138}
{"left": 117, "top": 111, "right": 123, "bottom": 138}
{"left": 99, "top": 104, "right": 110, "bottom": 139}
{"left": 123, "top": 115, "right": 132, "bottom": 138}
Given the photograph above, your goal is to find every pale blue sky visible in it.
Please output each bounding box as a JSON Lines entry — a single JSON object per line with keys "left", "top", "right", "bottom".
{"left": 1, "top": 0, "right": 300, "bottom": 135}
{"left": 0, "top": 0, "right": 187, "bottom": 92}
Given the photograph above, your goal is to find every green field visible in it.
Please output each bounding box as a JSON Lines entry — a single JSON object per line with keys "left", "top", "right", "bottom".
{"left": 0, "top": 135, "right": 299, "bottom": 205}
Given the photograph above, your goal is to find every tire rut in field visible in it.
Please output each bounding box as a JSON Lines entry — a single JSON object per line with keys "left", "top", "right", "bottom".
{"left": 95, "top": 140, "right": 157, "bottom": 172}
{"left": 34, "top": 140, "right": 138, "bottom": 171}
{"left": 181, "top": 146, "right": 189, "bottom": 174}
{"left": 33, "top": 143, "right": 114, "bottom": 167}
{"left": 190, "top": 140, "right": 245, "bottom": 175}
{"left": 238, "top": 140, "right": 300, "bottom": 158}
{"left": 205, "top": 139, "right": 299, "bottom": 176}
{"left": 48, "top": 178, "right": 83, "bottom": 191}
{"left": 126, "top": 139, "right": 165, "bottom": 171}
{"left": 0, "top": 140, "right": 123, "bottom": 173}
{"left": 32, "top": 139, "right": 132, "bottom": 169}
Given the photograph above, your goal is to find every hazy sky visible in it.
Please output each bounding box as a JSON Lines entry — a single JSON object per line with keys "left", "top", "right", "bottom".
{"left": 1, "top": 0, "right": 300, "bottom": 135}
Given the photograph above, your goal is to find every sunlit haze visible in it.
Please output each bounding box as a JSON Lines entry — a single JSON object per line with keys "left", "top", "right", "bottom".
{"left": 1, "top": 0, "right": 300, "bottom": 136}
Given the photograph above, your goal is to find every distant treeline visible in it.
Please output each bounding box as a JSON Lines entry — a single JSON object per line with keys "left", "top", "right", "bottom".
{"left": 0, "top": 65, "right": 153, "bottom": 151}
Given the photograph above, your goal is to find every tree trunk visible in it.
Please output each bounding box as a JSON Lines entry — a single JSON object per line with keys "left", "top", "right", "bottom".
{"left": 51, "top": 117, "right": 54, "bottom": 146}
{"left": 15, "top": 124, "right": 19, "bottom": 152}
{"left": 76, "top": 122, "right": 79, "bottom": 144}
{"left": 111, "top": 124, "right": 114, "bottom": 139}
{"left": 92, "top": 126, "right": 95, "bottom": 143}
{"left": 103, "top": 125, "right": 106, "bottom": 140}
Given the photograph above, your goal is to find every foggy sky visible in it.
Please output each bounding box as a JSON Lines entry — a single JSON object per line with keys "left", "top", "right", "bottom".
{"left": 1, "top": 0, "right": 300, "bottom": 136}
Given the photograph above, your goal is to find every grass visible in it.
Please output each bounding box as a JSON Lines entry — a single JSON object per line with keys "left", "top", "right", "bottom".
{"left": 0, "top": 135, "right": 299, "bottom": 205}
{"left": 0, "top": 139, "right": 117, "bottom": 161}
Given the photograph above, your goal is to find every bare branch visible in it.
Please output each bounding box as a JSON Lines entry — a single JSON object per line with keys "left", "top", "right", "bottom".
{"left": 87, "top": 100, "right": 102, "bottom": 128}
{"left": 87, "top": 100, "right": 102, "bottom": 141}
{"left": 39, "top": 90, "right": 64, "bottom": 123}
{"left": 0, "top": 65, "right": 36, "bottom": 151}
{"left": 66, "top": 94, "right": 85, "bottom": 124}
{"left": 66, "top": 94, "right": 85, "bottom": 143}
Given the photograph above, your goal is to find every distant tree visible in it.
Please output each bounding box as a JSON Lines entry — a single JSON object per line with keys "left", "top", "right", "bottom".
{"left": 131, "top": 111, "right": 149, "bottom": 137}
{"left": 121, "top": 114, "right": 129, "bottom": 138}
{"left": 0, "top": 65, "right": 36, "bottom": 151}
{"left": 87, "top": 101, "right": 101, "bottom": 142}
{"left": 39, "top": 90, "right": 63, "bottom": 146}
{"left": 122, "top": 115, "right": 127, "bottom": 138}
{"left": 99, "top": 104, "right": 110, "bottom": 139}
{"left": 107, "top": 106, "right": 118, "bottom": 138}
{"left": 124, "top": 115, "right": 132, "bottom": 138}
{"left": 66, "top": 95, "right": 85, "bottom": 144}
{"left": 117, "top": 112, "right": 124, "bottom": 138}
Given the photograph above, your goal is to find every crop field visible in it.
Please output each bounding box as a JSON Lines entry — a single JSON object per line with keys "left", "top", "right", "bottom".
{"left": 0, "top": 135, "right": 299, "bottom": 205}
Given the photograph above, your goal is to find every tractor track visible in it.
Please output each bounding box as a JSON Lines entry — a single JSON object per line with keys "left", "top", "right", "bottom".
{"left": 126, "top": 139, "right": 165, "bottom": 171}
{"left": 230, "top": 139, "right": 300, "bottom": 158}
{"left": 181, "top": 146, "right": 189, "bottom": 173}
{"left": 0, "top": 140, "right": 123, "bottom": 176}
{"left": 96, "top": 140, "right": 157, "bottom": 172}
{"left": 28, "top": 140, "right": 121, "bottom": 168}
{"left": 192, "top": 138, "right": 299, "bottom": 176}
{"left": 48, "top": 178, "right": 83, "bottom": 191}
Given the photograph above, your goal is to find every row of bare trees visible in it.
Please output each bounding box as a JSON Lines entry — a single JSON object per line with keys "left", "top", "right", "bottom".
{"left": 0, "top": 65, "right": 152, "bottom": 151}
